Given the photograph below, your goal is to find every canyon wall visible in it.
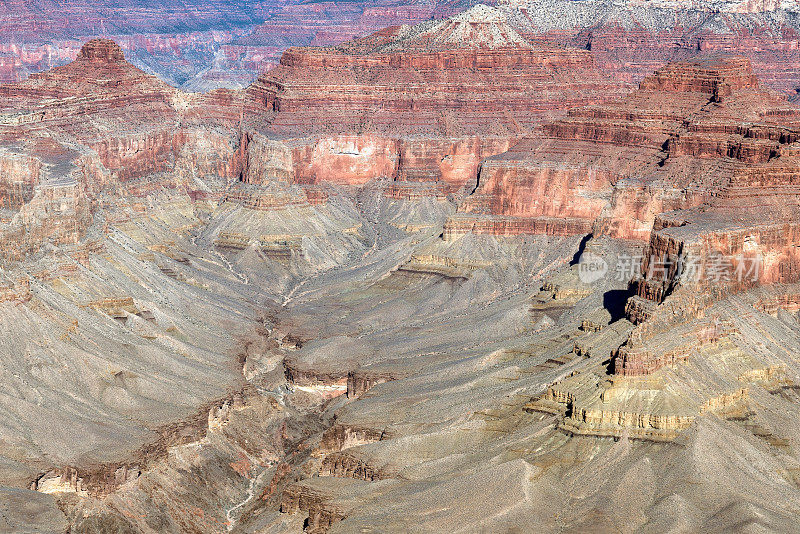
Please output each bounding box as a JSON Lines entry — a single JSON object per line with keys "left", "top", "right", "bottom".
{"left": 450, "top": 54, "right": 800, "bottom": 242}
{"left": 240, "top": 5, "right": 628, "bottom": 194}
{"left": 0, "top": 0, "right": 493, "bottom": 89}
{"left": 503, "top": 0, "right": 800, "bottom": 99}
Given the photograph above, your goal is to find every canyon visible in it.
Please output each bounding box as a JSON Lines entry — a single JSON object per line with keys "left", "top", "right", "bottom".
{"left": 0, "top": 0, "right": 490, "bottom": 90}
{"left": 0, "top": 3, "right": 800, "bottom": 533}
{"left": 500, "top": 0, "right": 800, "bottom": 99}
{"left": 13, "top": 0, "right": 800, "bottom": 98}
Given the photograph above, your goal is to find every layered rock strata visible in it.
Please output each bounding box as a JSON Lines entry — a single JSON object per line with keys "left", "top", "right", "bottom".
{"left": 241, "top": 5, "right": 628, "bottom": 194}
{"left": 454, "top": 55, "right": 800, "bottom": 241}
{"left": 2, "top": 12, "right": 800, "bottom": 534}
{"left": 494, "top": 56, "right": 800, "bottom": 443}
{"left": 500, "top": 0, "right": 800, "bottom": 98}
{"left": 0, "top": 39, "right": 250, "bottom": 260}
{"left": 1, "top": 0, "right": 483, "bottom": 88}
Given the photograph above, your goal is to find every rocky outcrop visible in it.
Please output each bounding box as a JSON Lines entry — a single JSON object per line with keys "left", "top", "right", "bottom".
{"left": 320, "top": 452, "right": 391, "bottom": 481}
{"left": 637, "top": 55, "right": 759, "bottom": 97}
{"left": 0, "top": 38, "right": 252, "bottom": 260}
{"left": 0, "top": 150, "right": 41, "bottom": 209}
{"left": 241, "top": 131, "right": 516, "bottom": 191}
{"left": 530, "top": 282, "right": 795, "bottom": 441}
{"left": 346, "top": 370, "right": 400, "bottom": 398}
{"left": 77, "top": 39, "right": 125, "bottom": 62}
{"left": 453, "top": 54, "right": 800, "bottom": 240}
{"left": 284, "top": 359, "right": 349, "bottom": 391}
{"left": 319, "top": 425, "right": 387, "bottom": 453}
{"left": 239, "top": 6, "right": 627, "bottom": 193}
{"left": 280, "top": 482, "right": 348, "bottom": 533}
{"left": 0, "top": 39, "right": 176, "bottom": 116}
{"left": 613, "top": 317, "right": 737, "bottom": 376}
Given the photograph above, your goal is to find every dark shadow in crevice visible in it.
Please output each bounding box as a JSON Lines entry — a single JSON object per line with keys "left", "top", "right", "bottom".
{"left": 603, "top": 288, "right": 631, "bottom": 322}
{"left": 603, "top": 357, "right": 615, "bottom": 376}
{"left": 569, "top": 233, "right": 593, "bottom": 266}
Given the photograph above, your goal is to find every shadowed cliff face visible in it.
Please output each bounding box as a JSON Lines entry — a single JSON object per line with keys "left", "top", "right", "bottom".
{"left": 3, "top": 6, "right": 800, "bottom": 531}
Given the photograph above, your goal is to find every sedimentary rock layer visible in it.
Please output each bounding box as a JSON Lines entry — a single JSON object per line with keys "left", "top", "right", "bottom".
{"left": 455, "top": 54, "right": 800, "bottom": 241}
{"left": 0, "top": 0, "right": 491, "bottom": 88}
{"left": 501, "top": 0, "right": 800, "bottom": 98}
{"left": 240, "top": 5, "right": 627, "bottom": 192}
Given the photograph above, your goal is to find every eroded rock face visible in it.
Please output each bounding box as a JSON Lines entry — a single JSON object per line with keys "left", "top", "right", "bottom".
{"left": 638, "top": 55, "right": 760, "bottom": 96}
{"left": 0, "top": 38, "right": 252, "bottom": 258}
{"left": 0, "top": 0, "right": 493, "bottom": 90}
{"left": 494, "top": 54, "right": 800, "bottom": 448}
{"left": 237, "top": 5, "right": 627, "bottom": 198}
{"left": 77, "top": 39, "right": 126, "bottom": 62}
{"left": 4, "top": 6, "right": 800, "bottom": 532}
{"left": 454, "top": 54, "right": 800, "bottom": 241}
{"left": 499, "top": 0, "right": 800, "bottom": 99}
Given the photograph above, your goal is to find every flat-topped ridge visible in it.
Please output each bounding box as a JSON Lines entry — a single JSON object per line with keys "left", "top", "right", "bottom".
{"left": 638, "top": 55, "right": 759, "bottom": 101}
